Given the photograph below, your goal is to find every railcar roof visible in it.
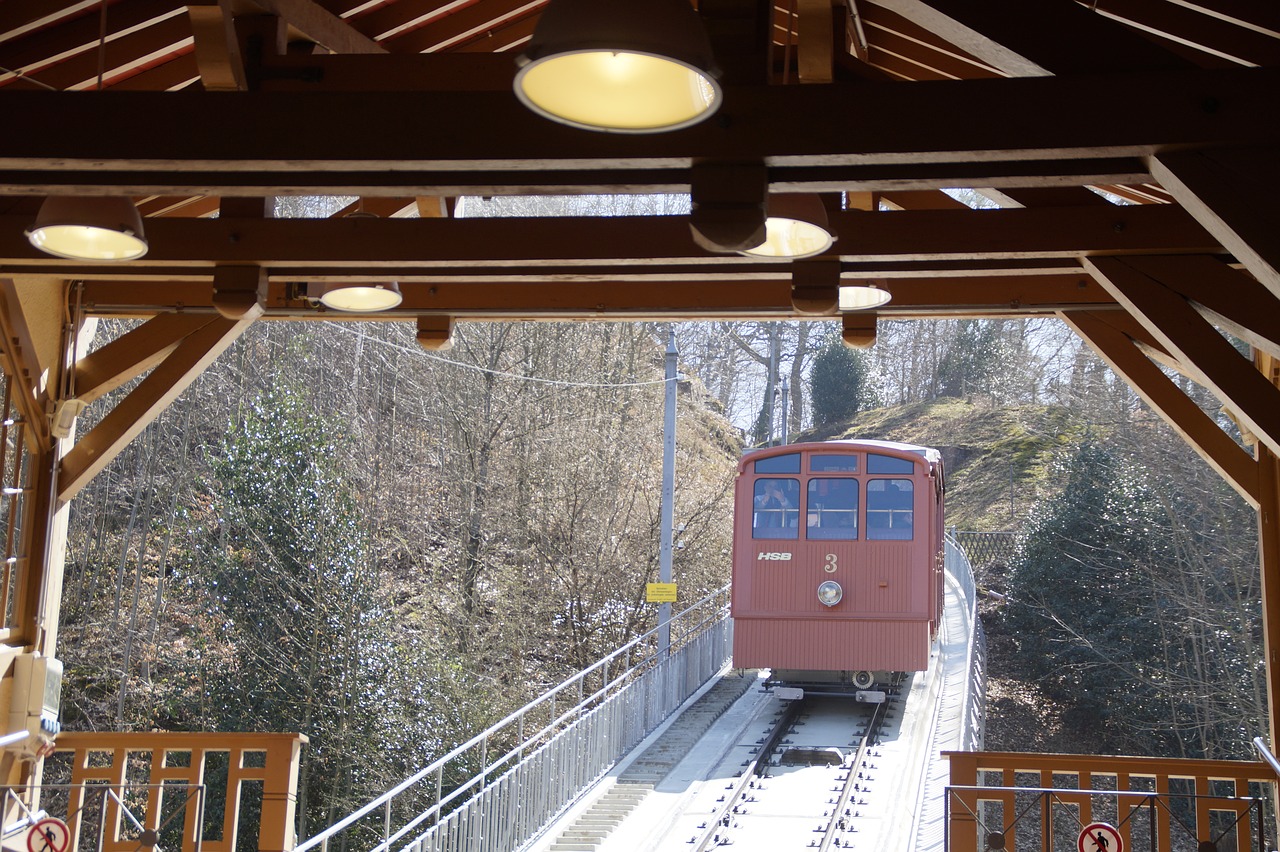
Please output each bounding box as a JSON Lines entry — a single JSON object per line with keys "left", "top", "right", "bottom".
{"left": 820, "top": 439, "right": 942, "bottom": 465}
{"left": 742, "top": 440, "right": 942, "bottom": 466}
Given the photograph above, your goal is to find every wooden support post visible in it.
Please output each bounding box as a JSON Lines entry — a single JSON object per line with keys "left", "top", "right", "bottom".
{"left": 1259, "top": 354, "right": 1280, "bottom": 752}
{"left": 946, "top": 752, "right": 980, "bottom": 852}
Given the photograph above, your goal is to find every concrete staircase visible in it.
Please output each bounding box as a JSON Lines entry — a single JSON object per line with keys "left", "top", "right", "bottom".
{"left": 546, "top": 673, "right": 756, "bottom": 852}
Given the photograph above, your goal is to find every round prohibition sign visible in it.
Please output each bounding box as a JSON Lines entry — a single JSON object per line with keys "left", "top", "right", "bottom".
{"left": 27, "top": 817, "right": 70, "bottom": 852}
{"left": 1079, "top": 822, "right": 1123, "bottom": 852}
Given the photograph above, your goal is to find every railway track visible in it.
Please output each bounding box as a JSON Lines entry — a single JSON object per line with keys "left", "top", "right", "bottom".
{"left": 680, "top": 679, "right": 901, "bottom": 851}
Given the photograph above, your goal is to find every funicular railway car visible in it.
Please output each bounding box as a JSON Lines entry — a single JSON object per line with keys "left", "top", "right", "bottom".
{"left": 731, "top": 440, "right": 946, "bottom": 700}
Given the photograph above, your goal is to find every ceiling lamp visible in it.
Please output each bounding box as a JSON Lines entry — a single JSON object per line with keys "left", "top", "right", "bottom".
{"left": 514, "top": 0, "right": 721, "bottom": 133}
{"left": 27, "top": 196, "right": 148, "bottom": 261}
{"left": 839, "top": 285, "right": 892, "bottom": 311}
{"left": 742, "top": 195, "right": 835, "bottom": 259}
{"left": 317, "top": 282, "right": 403, "bottom": 313}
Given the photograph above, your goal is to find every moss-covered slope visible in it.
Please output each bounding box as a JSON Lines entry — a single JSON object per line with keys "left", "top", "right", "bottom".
{"left": 802, "top": 399, "right": 1084, "bottom": 530}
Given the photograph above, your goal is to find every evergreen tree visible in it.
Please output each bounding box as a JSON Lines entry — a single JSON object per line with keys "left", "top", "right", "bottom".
{"left": 810, "top": 338, "right": 873, "bottom": 427}
{"left": 1003, "top": 437, "right": 1260, "bottom": 758}
{"left": 200, "top": 382, "right": 404, "bottom": 831}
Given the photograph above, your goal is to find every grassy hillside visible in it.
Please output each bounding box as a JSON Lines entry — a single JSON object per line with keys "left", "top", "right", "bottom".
{"left": 802, "top": 399, "right": 1083, "bottom": 530}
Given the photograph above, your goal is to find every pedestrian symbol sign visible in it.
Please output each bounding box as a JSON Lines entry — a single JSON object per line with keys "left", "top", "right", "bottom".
{"left": 1079, "top": 822, "right": 1122, "bottom": 852}
{"left": 26, "top": 817, "right": 70, "bottom": 852}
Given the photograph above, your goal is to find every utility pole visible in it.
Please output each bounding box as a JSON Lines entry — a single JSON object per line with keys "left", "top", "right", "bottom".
{"left": 658, "top": 327, "right": 677, "bottom": 659}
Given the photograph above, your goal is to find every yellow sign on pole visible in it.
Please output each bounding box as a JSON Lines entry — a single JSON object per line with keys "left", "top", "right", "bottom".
{"left": 646, "top": 583, "right": 678, "bottom": 603}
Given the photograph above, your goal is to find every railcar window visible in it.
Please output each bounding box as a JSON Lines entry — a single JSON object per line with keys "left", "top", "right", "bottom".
{"left": 867, "top": 453, "right": 914, "bottom": 474}
{"left": 810, "top": 454, "right": 858, "bottom": 472}
{"left": 866, "top": 479, "right": 914, "bottom": 540}
{"left": 754, "top": 453, "right": 801, "bottom": 474}
{"left": 752, "top": 479, "right": 800, "bottom": 539}
{"left": 807, "top": 478, "right": 858, "bottom": 540}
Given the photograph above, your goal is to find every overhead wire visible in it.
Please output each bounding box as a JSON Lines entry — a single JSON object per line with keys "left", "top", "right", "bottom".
{"left": 322, "top": 322, "right": 675, "bottom": 389}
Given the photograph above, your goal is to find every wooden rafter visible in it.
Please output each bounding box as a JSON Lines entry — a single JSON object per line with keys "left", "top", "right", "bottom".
{"left": 58, "top": 310, "right": 260, "bottom": 502}
{"left": 1116, "top": 254, "right": 1280, "bottom": 359}
{"left": 241, "top": 0, "right": 386, "bottom": 54}
{"left": 1061, "top": 309, "right": 1259, "bottom": 507}
{"left": 1085, "top": 255, "right": 1280, "bottom": 457}
{"left": 71, "top": 312, "right": 212, "bottom": 403}
{"left": 1149, "top": 146, "right": 1280, "bottom": 300}
{"left": 1090, "top": 0, "right": 1280, "bottom": 66}
{"left": 864, "top": 0, "right": 1192, "bottom": 75}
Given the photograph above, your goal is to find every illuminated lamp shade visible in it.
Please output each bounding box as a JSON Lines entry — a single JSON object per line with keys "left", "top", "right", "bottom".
{"left": 742, "top": 195, "right": 835, "bottom": 259}
{"left": 838, "top": 285, "right": 892, "bottom": 311}
{"left": 27, "top": 196, "right": 148, "bottom": 261}
{"left": 514, "top": 0, "right": 721, "bottom": 133}
{"left": 319, "top": 282, "right": 403, "bottom": 313}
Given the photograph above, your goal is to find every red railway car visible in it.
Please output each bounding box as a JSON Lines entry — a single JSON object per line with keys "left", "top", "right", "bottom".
{"left": 731, "top": 440, "right": 946, "bottom": 699}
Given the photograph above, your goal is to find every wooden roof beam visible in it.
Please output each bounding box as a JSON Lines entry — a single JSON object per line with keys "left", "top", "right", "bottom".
{"left": 238, "top": 0, "right": 387, "bottom": 54}
{"left": 797, "top": 0, "right": 835, "bottom": 83}
{"left": 1089, "top": 0, "right": 1280, "bottom": 67}
{"left": 0, "top": 205, "right": 1222, "bottom": 269}
{"left": 1162, "top": 0, "right": 1280, "bottom": 37}
{"left": 57, "top": 311, "right": 260, "bottom": 503}
{"left": 0, "top": 1, "right": 100, "bottom": 44}
{"left": 0, "top": 158, "right": 1157, "bottom": 198}
{"left": 2, "top": 66, "right": 1273, "bottom": 173}
{"left": 1061, "top": 308, "right": 1260, "bottom": 508}
{"left": 1149, "top": 146, "right": 1280, "bottom": 301}
{"left": 1085, "top": 254, "right": 1280, "bottom": 459}
{"left": 70, "top": 273, "right": 1114, "bottom": 320}
{"left": 71, "top": 312, "right": 212, "bottom": 404}
{"left": 1117, "top": 254, "right": 1280, "bottom": 360}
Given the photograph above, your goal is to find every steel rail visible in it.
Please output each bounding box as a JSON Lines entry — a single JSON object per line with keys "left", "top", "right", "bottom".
{"left": 819, "top": 699, "right": 887, "bottom": 852}
{"left": 691, "top": 698, "right": 804, "bottom": 852}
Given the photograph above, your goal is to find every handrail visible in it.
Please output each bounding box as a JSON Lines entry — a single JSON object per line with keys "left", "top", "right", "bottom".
{"left": 1252, "top": 736, "right": 1280, "bottom": 778}
{"left": 295, "top": 584, "right": 731, "bottom": 852}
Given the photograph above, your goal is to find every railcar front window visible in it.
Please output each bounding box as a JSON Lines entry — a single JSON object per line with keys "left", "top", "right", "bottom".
{"left": 807, "top": 478, "right": 858, "bottom": 540}
{"left": 753, "top": 478, "right": 800, "bottom": 539}
{"left": 867, "top": 478, "right": 914, "bottom": 540}
{"left": 810, "top": 454, "right": 858, "bottom": 472}
{"left": 867, "top": 453, "right": 915, "bottom": 474}
{"left": 754, "top": 453, "right": 801, "bottom": 474}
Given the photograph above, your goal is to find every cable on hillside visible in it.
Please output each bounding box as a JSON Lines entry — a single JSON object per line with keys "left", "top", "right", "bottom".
{"left": 323, "top": 322, "right": 675, "bottom": 389}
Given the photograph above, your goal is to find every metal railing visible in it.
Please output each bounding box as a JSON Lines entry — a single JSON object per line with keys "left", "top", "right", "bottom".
{"left": 295, "top": 585, "right": 733, "bottom": 852}
{"left": 945, "top": 535, "right": 987, "bottom": 751}
{"left": 0, "top": 782, "right": 204, "bottom": 852}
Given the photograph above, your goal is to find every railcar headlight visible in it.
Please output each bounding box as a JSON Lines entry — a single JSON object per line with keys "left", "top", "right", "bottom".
{"left": 817, "top": 580, "right": 843, "bottom": 607}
